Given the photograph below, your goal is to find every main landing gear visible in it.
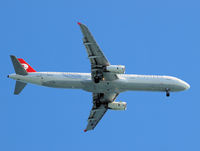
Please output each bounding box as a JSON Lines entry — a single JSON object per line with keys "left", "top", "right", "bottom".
{"left": 94, "top": 76, "right": 100, "bottom": 83}
{"left": 95, "top": 94, "right": 103, "bottom": 108}
{"left": 93, "top": 70, "right": 103, "bottom": 83}
{"left": 166, "top": 88, "right": 170, "bottom": 97}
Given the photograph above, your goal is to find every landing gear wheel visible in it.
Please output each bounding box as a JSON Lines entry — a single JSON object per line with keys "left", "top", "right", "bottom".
{"left": 96, "top": 101, "right": 101, "bottom": 108}
{"left": 94, "top": 76, "right": 100, "bottom": 83}
{"left": 166, "top": 92, "right": 170, "bottom": 97}
{"left": 166, "top": 89, "right": 170, "bottom": 97}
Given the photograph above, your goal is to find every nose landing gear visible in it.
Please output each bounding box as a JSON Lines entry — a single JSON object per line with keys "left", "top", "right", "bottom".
{"left": 166, "top": 88, "right": 170, "bottom": 97}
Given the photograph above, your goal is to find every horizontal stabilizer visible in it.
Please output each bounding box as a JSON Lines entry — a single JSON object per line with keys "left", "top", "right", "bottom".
{"left": 14, "top": 81, "right": 27, "bottom": 95}
{"left": 10, "top": 55, "right": 27, "bottom": 75}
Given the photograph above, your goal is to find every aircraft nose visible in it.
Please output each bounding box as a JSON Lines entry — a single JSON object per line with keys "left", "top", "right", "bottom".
{"left": 181, "top": 81, "right": 190, "bottom": 90}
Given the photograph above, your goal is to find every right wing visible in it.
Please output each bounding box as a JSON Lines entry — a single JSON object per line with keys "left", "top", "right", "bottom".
{"left": 78, "top": 22, "right": 110, "bottom": 67}
{"left": 78, "top": 22, "right": 118, "bottom": 81}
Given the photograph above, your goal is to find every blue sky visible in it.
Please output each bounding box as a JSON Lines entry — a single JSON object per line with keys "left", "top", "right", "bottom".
{"left": 0, "top": 0, "right": 199, "bottom": 150}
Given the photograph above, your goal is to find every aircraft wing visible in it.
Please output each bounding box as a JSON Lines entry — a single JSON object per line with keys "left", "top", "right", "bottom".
{"left": 78, "top": 22, "right": 110, "bottom": 67}
{"left": 85, "top": 103, "right": 107, "bottom": 132}
{"left": 78, "top": 22, "right": 118, "bottom": 81}
{"left": 78, "top": 23, "right": 120, "bottom": 131}
{"left": 84, "top": 93, "right": 119, "bottom": 132}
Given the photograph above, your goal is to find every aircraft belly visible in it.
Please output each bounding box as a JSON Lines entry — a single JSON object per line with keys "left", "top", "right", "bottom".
{"left": 9, "top": 74, "right": 43, "bottom": 85}
{"left": 42, "top": 79, "right": 84, "bottom": 89}
{"left": 81, "top": 80, "right": 121, "bottom": 93}
{"left": 81, "top": 79, "right": 182, "bottom": 93}
{"left": 114, "top": 78, "right": 183, "bottom": 92}
{"left": 121, "top": 83, "right": 166, "bottom": 91}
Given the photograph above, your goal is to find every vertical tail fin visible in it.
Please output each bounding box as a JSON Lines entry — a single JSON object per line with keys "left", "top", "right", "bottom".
{"left": 17, "top": 58, "right": 36, "bottom": 72}
{"left": 10, "top": 55, "right": 28, "bottom": 75}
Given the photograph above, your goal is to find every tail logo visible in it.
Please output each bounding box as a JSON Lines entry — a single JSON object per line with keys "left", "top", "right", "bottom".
{"left": 21, "top": 63, "right": 29, "bottom": 70}
{"left": 17, "top": 58, "right": 36, "bottom": 72}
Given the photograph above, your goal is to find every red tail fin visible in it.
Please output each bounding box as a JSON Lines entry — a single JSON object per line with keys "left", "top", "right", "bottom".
{"left": 18, "top": 58, "right": 36, "bottom": 72}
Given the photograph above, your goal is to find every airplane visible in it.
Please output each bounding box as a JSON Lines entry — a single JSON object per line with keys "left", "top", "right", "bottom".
{"left": 8, "top": 22, "right": 190, "bottom": 132}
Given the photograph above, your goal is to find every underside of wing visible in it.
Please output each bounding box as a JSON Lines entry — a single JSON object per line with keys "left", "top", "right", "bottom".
{"left": 84, "top": 93, "right": 119, "bottom": 132}
{"left": 85, "top": 104, "right": 107, "bottom": 132}
{"left": 78, "top": 22, "right": 110, "bottom": 67}
{"left": 78, "top": 22, "right": 119, "bottom": 82}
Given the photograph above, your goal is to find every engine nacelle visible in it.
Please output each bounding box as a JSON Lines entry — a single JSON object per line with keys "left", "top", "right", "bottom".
{"left": 106, "top": 65, "right": 125, "bottom": 74}
{"left": 108, "top": 102, "right": 127, "bottom": 110}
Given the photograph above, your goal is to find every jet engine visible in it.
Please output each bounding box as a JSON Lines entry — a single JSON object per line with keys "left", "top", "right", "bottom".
{"left": 108, "top": 102, "right": 127, "bottom": 110}
{"left": 105, "top": 65, "right": 125, "bottom": 74}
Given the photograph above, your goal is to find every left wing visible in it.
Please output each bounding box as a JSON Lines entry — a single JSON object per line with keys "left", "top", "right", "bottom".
{"left": 84, "top": 93, "right": 119, "bottom": 132}
{"left": 85, "top": 103, "right": 107, "bottom": 132}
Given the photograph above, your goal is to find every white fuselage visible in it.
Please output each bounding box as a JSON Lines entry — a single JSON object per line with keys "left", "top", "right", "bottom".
{"left": 9, "top": 72, "right": 190, "bottom": 93}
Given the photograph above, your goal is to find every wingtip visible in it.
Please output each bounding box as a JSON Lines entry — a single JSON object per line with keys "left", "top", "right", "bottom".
{"left": 84, "top": 129, "right": 87, "bottom": 132}
{"left": 77, "top": 22, "right": 81, "bottom": 25}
